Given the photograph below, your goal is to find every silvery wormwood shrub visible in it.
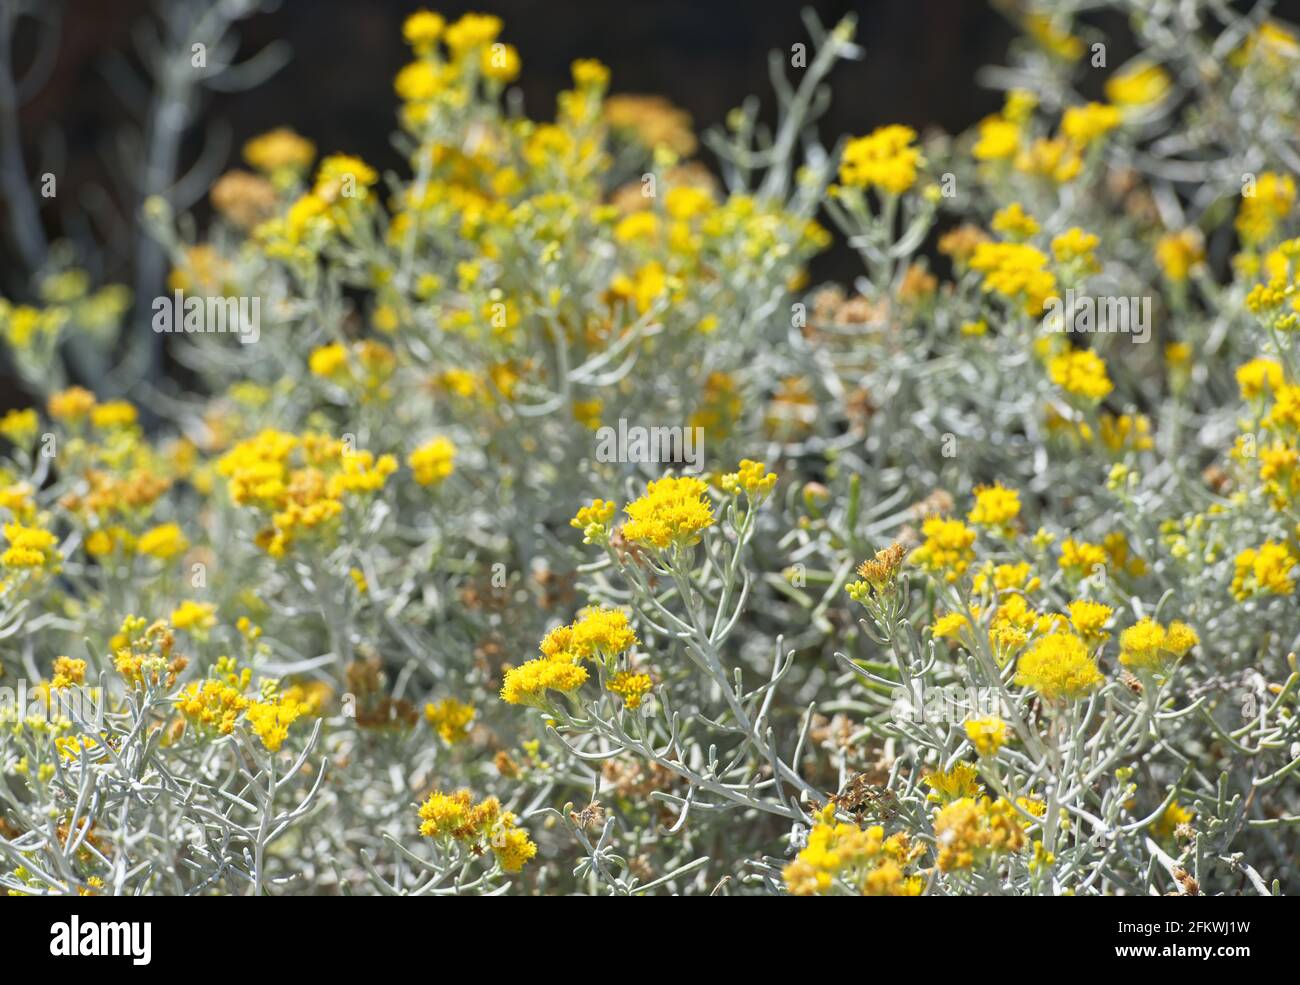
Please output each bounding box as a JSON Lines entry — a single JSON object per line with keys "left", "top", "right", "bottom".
{"left": 0, "top": 2, "right": 1297, "bottom": 895}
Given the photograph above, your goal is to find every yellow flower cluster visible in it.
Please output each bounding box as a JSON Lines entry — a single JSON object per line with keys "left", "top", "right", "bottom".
{"left": 838, "top": 125, "right": 923, "bottom": 195}
{"left": 217, "top": 430, "right": 397, "bottom": 556}
{"left": 964, "top": 717, "right": 1008, "bottom": 756}
{"left": 1048, "top": 349, "right": 1113, "bottom": 401}
{"left": 424, "top": 697, "right": 476, "bottom": 744}
{"left": 606, "top": 670, "right": 653, "bottom": 709}
{"left": 501, "top": 607, "right": 637, "bottom": 707}
{"left": 1105, "top": 62, "right": 1171, "bottom": 106}
{"left": 719, "top": 458, "right": 777, "bottom": 500}
{"left": 113, "top": 617, "right": 188, "bottom": 690}
{"left": 1230, "top": 541, "right": 1297, "bottom": 599}
{"left": 1237, "top": 172, "right": 1295, "bottom": 245}
{"left": 416, "top": 788, "right": 537, "bottom": 873}
{"left": 846, "top": 542, "right": 908, "bottom": 600}
{"left": 1067, "top": 599, "right": 1113, "bottom": 646}
{"left": 1014, "top": 631, "right": 1104, "bottom": 702}
{"left": 783, "top": 804, "right": 922, "bottom": 896}
{"left": 178, "top": 669, "right": 251, "bottom": 738}
{"left": 245, "top": 692, "right": 307, "bottom": 753}
{"left": 911, "top": 516, "right": 977, "bottom": 582}
{"left": 967, "top": 482, "right": 1020, "bottom": 529}
{"left": 170, "top": 600, "right": 217, "bottom": 633}
{"left": 408, "top": 436, "right": 457, "bottom": 486}
{"left": 569, "top": 498, "right": 617, "bottom": 543}
{"left": 1117, "top": 617, "right": 1198, "bottom": 670}
{"left": 969, "top": 241, "right": 1057, "bottom": 315}
{"left": 621, "top": 475, "right": 715, "bottom": 549}
{"left": 1, "top": 521, "right": 60, "bottom": 570}
{"left": 932, "top": 796, "right": 1033, "bottom": 871}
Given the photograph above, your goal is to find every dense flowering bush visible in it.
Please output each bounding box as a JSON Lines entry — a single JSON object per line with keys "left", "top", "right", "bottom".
{"left": 1, "top": 3, "right": 1298, "bottom": 896}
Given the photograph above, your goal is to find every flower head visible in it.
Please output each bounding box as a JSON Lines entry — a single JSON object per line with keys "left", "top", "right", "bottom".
{"left": 621, "top": 475, "right": 714, "bottom": 550}
{"left": 839, "top": 125, "right": 923, "bottom": 195}
{"left": 1015, "top": 631, "right": 1104, "bottom": 702}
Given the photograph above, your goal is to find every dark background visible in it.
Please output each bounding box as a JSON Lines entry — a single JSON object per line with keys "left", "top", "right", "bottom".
{"left": 28, "top": 0, "right": 1017, "bottom": 181}
{"left": 5, "top": 0, "right": 1300, "bottom": 399}
{"left": 7, "top": 0, "right": 1019, "bottom": 294}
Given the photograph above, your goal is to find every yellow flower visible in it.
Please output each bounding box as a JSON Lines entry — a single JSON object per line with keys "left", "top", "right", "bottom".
{"left": 417, "top": 789, "right": 472, "bottom": 839}
{"left": 614, "top": 210, "right": 658, "bottom": 243}
{"left": 570, "top": 498, "right": 617, "bottom": 542}
{"left": 0, "top": 407, "right": 38, "bottom": 446}
{"left": 571, "top": 58, "right": 610, "bottom": 89}
{"left": 972, "top": 115, "right": 1020, "bottom": 161}
{"left": 991, "top": 202, "right": 1039, "bottom": 238}
{"left": 136, "top": 522, "right": 188, "bottom": 561}
{"left": 444, "top": 12, "right": 502, "bottom": 53}
{"left": 402, "top": 10, "right": 445, "bottom": 51}
{"left": 1236, "top": 358, "right": 1284, "bottom": 401}
{"left": 567, "top": 607, "right": 638, "bottom": 660}
{"left": 47, "top": 386, "right": 96, "bottom": 422}
{"left": 571, "top": 398, "right": 602, "bottom": 431}
{"left": 1117, "top": 617, "right": 1196, "bottom": 670}
{"left": 1, "top": 521, "right": 60, "bottom": 569}
{"left": 245, "top": 693, "right": 305, "bottom": 752}
{"left": 424, "top": 698, "right": 476, "bottom": 744}
{"left": 1015, "top": 136, "right": 1082, "bottom": 183}
{"left": 967, "top": 482, "right": 1020, "bottom": 529}
{"left": 965, "top": 717, "right": 1008, "bottom": 757}
{"left": 911, "top": 516, "right": 977, "bottom": 582}
{"left": 784, "top": 809, "right": 921, "bottom": 896}
{"left": 969, "top": 241, "right": 1057, "bottom": 315}
{"left": 1105, "top": 62, "right": 1171, "bottom": 106}
{"left": 1058, "top": 538, "right": 1107, "bottom": 577}
{"left": 499, "top": 658, "right": 588, "bottom": 707}
{"left": 243, "top": 127, "right": 315, "bottom": 175}
{"left": 1150, "top": 800, "right": 1193, "bottom": 841}
{"left": 89, "top": 400, "right": 137, "bottom": 430}
{"left": 416, "top": 788, "right": 536, "bottom": 873}
{"left": 1015, "top": 632, "right": 1104, "bottom": 702}
{"left": 606, "top": 671, "right": 653, "bottom": 709}
{"left": 1117, "top": 617, "right": 1165, "bottom": 670}
{"left": 1051, "top": 227, "right": 1100, "bottom": 269}
{"left": 308, "top": 341, "right": 348, "bottom": 378}
{"left": 719, "top": 459, "right": 777, "bottom": 500}
{"left": 1060, "top": 102, "right": 1121, "bottom": 146}
{"left": 170, "top": 600, "right": 217, "bottom": 632}
{"left": 408, "top": 436, "right": 456, "bottom": 486}
{"left": 621, "top": 475, "right": 714, "bottom": 549}
{"left": 1237, "top": 172, "right": 1295, "bottom": 245}
{"left": 972, "top": 561, "right": 1036, "bottom": 595}
{"left": 1067, "top": 599, "right": 1113, "bottom": 645}
{"left": 480, "top": 43, "right": 521, "bottom": 83}
{"left": 493, "top": 823, "right": 539, "bottom": 873}
{"left": 1048, "top": 349, "right": 1113, "bottom": 401}
{"left": 1155, "top": 229, "right": 1205, "bottom": 282}
{"left": 1230, "top": 542, "right": 1296, "bottom": 600}
{"left": 933, "top": 796, "right": 1030, "bottom": 871}
{"left": 923, "top": 761, "right": 984, "bottom": 803}
{"left": 930, "top": 611, "right": 970, "bottom": 641}
{"left": 313, "top": 154, "right": 379, "bottom": 203}
{"left": 51, "top": 656, "right": 87, "bottom": 689}
{"left": 179, "top": 676, "right": 250, "bottom": 736}
{"left": 839, "top": 125, "right": 923, "bottom": 195}
{"left": 846, "top": 542, "right": 908, "bottom": 600}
